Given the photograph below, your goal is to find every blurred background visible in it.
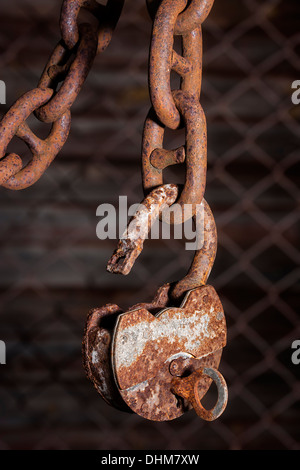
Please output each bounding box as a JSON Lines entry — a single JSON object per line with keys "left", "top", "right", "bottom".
{"left": 0, "top": 0, "right": 299, "bottom": 450}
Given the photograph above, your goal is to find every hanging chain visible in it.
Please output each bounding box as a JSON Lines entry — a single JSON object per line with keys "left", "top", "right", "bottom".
{"left": 0, "top": 0, "right": 124, "bottom": 190}
{"left": 143, "top": 0, "right": 217, "bottom": 299}
{"left": 142, "top": 0, "right": 214, "bottom": 225}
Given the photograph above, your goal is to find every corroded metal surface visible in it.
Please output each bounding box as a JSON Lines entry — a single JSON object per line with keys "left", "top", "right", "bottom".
{"left": 120, "top": 351, "right": 222, "bottom": 421}
{"left": 142, "top": 91, "right": 207, "bottom": 224}
{"left": 181, "top": 27, "right": 203, "bottom": 98}
{"left": 60, "top": 0, "right": 125, "bottom": 54}
{"left": 0, "top": 154, "right": 23, "bottom": 185}
{"left": 35, "top": 23, "right": 98, "bottom": 123}
{"left": 0, "top": 88, "right": 53, "bottom": 155}
{"left": 149, "top": 0, "right": 204, "bottom": 129}
{"left": 102, "top": 0, "right": 227, "bottom": 421}
{"left": 149, "top": 0, "right": 188, "bottom": 129}
{"left": 0, "top": 89, "right": 71, "bottom": 190}
{"left": 170, "top": 199, "right": 217, "bottom": 301}
{"left": 146, "top": 0, "right": 215, "bottom": 35}
{"left": 128, "top": 283, "right": 171, "bottom": 314}
{"left": 84, "top": 284, "right": 228, "bottom": 422}
{"left": 83, "top": 304, "right": 129, "bottom": 411}
{"left": 112, "top": 285, "right": 226, "bottom": 391}
{"left": 150, "top": 146, "right": 185, "bottom": 170}
{"left": 174, "top": 0, "right": 214, "bottom": 35}
{"left": 107, "top": 186, "right": 218, "bottom": 303}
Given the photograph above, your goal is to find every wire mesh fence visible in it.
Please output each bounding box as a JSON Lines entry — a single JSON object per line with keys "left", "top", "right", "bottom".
{"left": 0, "top": 0, "right": 299, "bottom": 450}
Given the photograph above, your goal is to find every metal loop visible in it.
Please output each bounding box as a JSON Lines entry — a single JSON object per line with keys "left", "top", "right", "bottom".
{"left": 174, "top": 0, "right": 215, "bottom": 35}
{"left": 147, "top": 0, "right": 214, "bottom": 35}
{"left": 35, "top": 23, "right": 98, "bottom": 123}
{"left": 142, "top": 90, "right": 207, "bottom": 224}
{"left": 150, "top": 24, "right": 203, "bottom": 129}
{"left": 172, "top": 367, "right": 228, "bottom": 421}
{"left": 180, "top": 27, "right": 202, "bottom": 99}
{"left": 193, "top": 368, "right": 228, "bottom": 421}
{"left": 0, "top": 88, "right": 53, "bottom": 159}
{"left": 149, "top": 0, "right": 188, "bottom": 129}
{"left": 60, "top": 0, "right": 124, "bottom": 54}
{"left": 149, "top": 3, "right": 203, "bottom": 131}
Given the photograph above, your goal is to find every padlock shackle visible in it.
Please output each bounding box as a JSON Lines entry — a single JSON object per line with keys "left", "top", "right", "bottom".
{"left": 107, "top": 184, "right": 179, "bottom": 275}
{"left": 171, "top": 199, "right": 217, "bottom": 301}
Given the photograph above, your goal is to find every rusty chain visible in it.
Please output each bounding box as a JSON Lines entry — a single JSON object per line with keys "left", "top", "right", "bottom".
{"left": 0, "top": 0, "right": 124, "bottom": 190}
{"left": 101, "top": 0, "right": 217, "bottom": 302}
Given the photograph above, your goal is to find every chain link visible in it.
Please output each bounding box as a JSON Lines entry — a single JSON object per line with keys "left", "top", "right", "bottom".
{"left": 149, "top": 0, "right": 188, "bottom": 130}
{"left": 60, "top": 0, "right": 124, "bottom": 54}
{"left": 0, "top": 0, "right": 124, "bottom": 190}
{"left": 35, "top": 23, "right": 98, "bottom": 124}
{"left": 142, "top": 90, "right": 207, "bottom": 224}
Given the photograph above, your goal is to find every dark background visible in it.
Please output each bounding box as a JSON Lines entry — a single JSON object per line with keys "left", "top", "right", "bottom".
{"left": 0, "top": 0, "right": 299, "bottom": 450}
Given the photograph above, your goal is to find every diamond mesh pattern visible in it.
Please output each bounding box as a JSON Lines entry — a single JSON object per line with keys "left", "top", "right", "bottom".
{"left": 0, "top": 0, "right": 299, "bottom": 450}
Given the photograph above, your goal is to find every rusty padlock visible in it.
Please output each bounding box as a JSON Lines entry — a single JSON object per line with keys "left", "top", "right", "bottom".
{"left": 83, "top": 184, "right": 228, "bottom": 421}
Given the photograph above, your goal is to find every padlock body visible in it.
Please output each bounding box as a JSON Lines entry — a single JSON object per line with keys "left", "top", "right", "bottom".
{"left": 112, "top": 285, "right": 227, "bottom": 421}
{"left": 83, "top": 284, "right": 171, "bottom": 412}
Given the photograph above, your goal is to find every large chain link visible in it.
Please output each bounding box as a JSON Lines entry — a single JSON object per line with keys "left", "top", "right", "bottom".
{"left": 0, "top": 0, "right": 124, "bottom": 190}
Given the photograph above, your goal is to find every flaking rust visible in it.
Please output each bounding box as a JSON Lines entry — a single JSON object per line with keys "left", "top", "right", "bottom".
{"left": 121, "top": 351, "right": 223, "bottom": 421}
{"left": 83, "top": 303, "right": 129, "bottom": 412}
